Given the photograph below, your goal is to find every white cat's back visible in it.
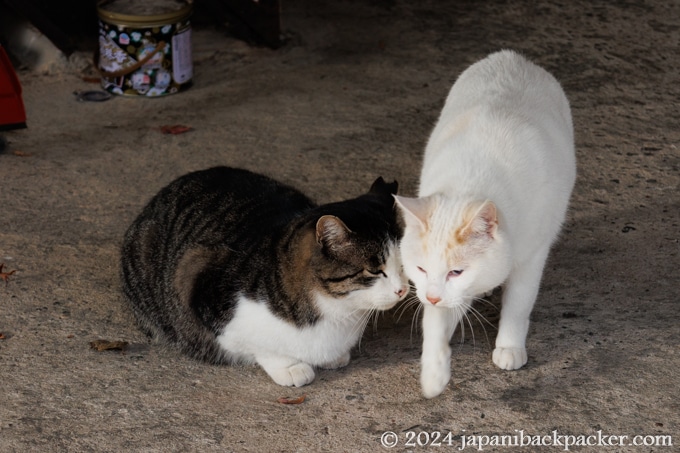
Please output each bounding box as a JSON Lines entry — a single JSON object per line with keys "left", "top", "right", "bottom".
{"left": 431, "top": 50, "right": 572, "bottom": 136}
{"left": 420, "top": 50, "right": 575, "bottom": 250}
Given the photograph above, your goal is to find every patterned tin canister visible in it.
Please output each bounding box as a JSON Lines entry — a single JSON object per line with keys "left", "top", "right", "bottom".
{"left": 97, "top": 0, "right": 193, "bottom": 97}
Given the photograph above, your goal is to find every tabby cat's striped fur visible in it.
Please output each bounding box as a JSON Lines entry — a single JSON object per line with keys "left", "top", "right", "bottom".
{"left": 121, "top": 167, "right": 408, "bottom": 387}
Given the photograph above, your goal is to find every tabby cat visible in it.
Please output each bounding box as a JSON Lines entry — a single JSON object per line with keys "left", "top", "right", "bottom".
{"left": 121, "top": 166, "right": 408, "bottom": 387}
{"left": 395, "top": 50, "right": 576, "bottom": 398}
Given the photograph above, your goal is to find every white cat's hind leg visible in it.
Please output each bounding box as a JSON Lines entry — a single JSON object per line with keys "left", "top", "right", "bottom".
{"left": 420, "top": 304, "right": 463, "bottom": 398}
{"left": 493, "top": 248, "right": 551, "bottom": 370}
{"left": 257, "top": 355, "right": 316, "bottom": 387}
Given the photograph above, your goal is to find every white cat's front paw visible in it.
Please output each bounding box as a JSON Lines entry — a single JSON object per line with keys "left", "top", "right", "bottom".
{"left": 267, "top": 363, "right": 316, "bottom": 387}
{"left": 420, "top": 353, "right": 451, "bottom": 399}
{"left": 319, "top": 352, "right": 351, "bottom": 370}
{"left": 492, "top": 347, "right": 527, "bottom": 370}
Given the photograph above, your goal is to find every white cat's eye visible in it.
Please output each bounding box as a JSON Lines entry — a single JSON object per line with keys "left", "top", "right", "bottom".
{"left": 447, "top": 269, "right": 464, "bottom": 279}
{"left": 417, "top": 266, "right": 427, "bottom": 274}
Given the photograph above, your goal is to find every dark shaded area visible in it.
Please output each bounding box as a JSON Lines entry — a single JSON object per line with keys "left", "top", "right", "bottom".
{"left": 0, "top": 0, "right": 282, "bottom": 54}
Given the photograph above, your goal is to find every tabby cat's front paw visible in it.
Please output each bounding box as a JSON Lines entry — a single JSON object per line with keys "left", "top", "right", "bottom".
{"left": 492, "top": 347, "right": 527, "bottom": 370}
{"left": 268, "top": 363, "right": 316, "bottom": 387}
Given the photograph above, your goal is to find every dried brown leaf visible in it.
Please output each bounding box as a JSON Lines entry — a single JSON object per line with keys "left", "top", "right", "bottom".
{"left": 90, "top": 339, "right": 129, "bottom": 352}
{"left": 277, "top": 395, "right": 306, "bottom": 405}
{"left": 0, "top": 263, "right": 17, "bottom": 286}
{"left": 160, "top": 125, "right": 192, "bottom": 135}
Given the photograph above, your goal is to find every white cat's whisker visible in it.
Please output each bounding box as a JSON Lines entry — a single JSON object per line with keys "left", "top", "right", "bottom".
{"left": 466, "top": 308, "right": 493, "bottom": 350}
{"left": 471, "top": 295, "right": 500, "bottom": 312}
{"left": 452, "top": 305, "right": 465, "bottom": 345}
{"left": 464, "top": 309, "right": 478, "bottom": 352}
{"left": 459, "top": 296, "right": 498, "bottom": 350}
{"left": 454, "top": 303, "right": 475, "bottom": 349}
{"left": 467, "top": 297, "right": 498, "bottom": 330}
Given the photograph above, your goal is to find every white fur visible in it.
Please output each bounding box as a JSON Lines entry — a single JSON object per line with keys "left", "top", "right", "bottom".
{"left": 396, "top": 50, "right": 576, "bottom": 398}
{"left": 216, "top": 243, "right": 408, "bottom": 387}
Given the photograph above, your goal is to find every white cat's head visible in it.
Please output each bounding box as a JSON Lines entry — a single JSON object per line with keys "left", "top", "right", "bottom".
{"left": 394, "top": 194, "right": 511, "bottom": 309}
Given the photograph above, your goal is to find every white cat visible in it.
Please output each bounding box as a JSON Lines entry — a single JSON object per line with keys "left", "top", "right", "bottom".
{"left": 395, "top": 50, "right": 576, "bottom": 398}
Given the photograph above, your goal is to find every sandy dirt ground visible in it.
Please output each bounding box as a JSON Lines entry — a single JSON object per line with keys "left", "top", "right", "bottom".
{"left": 1, "top": 0, "right": 679, "bottom": 451}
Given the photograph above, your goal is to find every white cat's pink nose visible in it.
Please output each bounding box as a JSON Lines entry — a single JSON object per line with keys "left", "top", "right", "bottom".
{"left": 426, "top": 294, "right": 441, "bottom": 305}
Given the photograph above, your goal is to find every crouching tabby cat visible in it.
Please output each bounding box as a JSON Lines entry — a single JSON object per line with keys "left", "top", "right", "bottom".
{"left": 121, "top": 167, "right": 408, "bottom": 387}
{"left": 395, "top": 50, "right": 576, "bottom": 398}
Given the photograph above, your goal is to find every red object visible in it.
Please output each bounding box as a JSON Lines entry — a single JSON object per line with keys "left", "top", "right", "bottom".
{"left": 0, "top": 45, "right": 27, "bottom": 131}
{"left": 160, "top": 125, "right": 192, "bottom": 135}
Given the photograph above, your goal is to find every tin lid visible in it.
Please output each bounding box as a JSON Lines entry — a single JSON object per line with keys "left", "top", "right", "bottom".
{"left": 98, "top": 0, "right": 192, "bottom": 26}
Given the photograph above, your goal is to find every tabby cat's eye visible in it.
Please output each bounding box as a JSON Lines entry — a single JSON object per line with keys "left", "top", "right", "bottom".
{"left": 367, "top": 269, "right": 387, "bottom": 278}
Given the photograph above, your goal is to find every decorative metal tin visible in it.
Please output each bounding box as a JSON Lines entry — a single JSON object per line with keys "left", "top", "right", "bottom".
{"left": 97, "top": 0, "right": 193, "bottom": 97}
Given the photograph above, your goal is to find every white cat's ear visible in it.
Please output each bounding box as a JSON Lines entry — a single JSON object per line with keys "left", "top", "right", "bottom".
{"left": 393, "top": 195, "right": 428, "bottom": 230}
{"left": 316, "top": 215, "right": 352, "bottom": 251}
{"left": 463, "top": 200, "right": 498, "bottom": 238}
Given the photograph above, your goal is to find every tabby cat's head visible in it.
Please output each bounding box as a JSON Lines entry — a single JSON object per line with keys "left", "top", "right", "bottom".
{"left": 309, "top": 178, "right": 409, "bottom": 312}
{"left": 395, "top": 193, "right": 512, "bottom": 308}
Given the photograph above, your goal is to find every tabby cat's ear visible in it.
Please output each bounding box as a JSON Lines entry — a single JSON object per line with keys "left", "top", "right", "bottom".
{"left": 369, "top": 177, "right": 399, "bottom": 196}
{"left": 393, "top": 195, "right": 428, "bottom": 230}
{"left": 316, "top": 215, "right": 352, "bottom": 251}
{"left": 461, "top": 200, "right": 498, "bottom": 239}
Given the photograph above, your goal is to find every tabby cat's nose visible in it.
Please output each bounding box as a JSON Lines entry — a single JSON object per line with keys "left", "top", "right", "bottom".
{"left": 396, "top": 286, "right": 407, "bottom": 298}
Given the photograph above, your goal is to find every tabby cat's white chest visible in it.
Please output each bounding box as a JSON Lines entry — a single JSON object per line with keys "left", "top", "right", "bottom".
{"left": 216, "top": 294, "right": 362, "bottom": 366}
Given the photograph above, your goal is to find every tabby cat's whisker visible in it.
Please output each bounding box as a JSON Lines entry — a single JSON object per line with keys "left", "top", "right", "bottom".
{"left": 410, "top": 302, "right": 423, "bottom": 343}
{"left": 352, "top": 309, "right": 373, "bottom": 351}
{"left": 371, "top": 308, "right": 381, "bottom": 333}
{"left": 395, "top": 294, "right": 420, "bottom": 323}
